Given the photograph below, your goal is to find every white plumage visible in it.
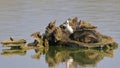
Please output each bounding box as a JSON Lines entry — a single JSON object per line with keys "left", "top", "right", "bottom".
{"left": 65, "top": 20, "right": 73, "bottom": 34}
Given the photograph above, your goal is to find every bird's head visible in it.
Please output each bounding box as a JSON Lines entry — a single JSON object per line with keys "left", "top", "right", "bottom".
{"left": 66, "top": 20, "right": 70, "bottom": 25}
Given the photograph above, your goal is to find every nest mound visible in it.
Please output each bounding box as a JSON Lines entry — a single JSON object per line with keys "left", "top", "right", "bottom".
{"left": 41, "top": 17, "right": 117, "bottom": 48}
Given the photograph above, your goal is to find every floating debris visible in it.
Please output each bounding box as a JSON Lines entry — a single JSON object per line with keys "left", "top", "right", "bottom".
{"left": 1, "top": 38, "right": 26, "bottom": 44}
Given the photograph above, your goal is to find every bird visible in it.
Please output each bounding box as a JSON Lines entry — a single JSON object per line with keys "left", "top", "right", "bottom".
{"left": 64, "top": 20, "right": 74, "bottom": 34}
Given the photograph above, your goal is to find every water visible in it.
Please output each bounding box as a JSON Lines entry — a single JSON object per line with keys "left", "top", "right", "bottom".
{"left": 0, "top": 0, "right": 120, "bottom": 68}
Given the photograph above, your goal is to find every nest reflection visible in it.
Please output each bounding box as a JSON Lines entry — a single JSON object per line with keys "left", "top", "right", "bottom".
{"left": 32, "top": 45, "right": 117, "bottom": 68}
{"left": 1, "top": 43, "right": 117, "bottom": 68}
{"left": 1, "top": 48, "right": 26, "bottom": 56}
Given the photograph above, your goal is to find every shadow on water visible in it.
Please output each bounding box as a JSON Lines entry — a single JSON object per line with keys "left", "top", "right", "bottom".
{"left": 0, "top": 43, "right": 118, "bottom": 68}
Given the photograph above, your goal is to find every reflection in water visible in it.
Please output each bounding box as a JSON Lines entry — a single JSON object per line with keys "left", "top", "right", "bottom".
{"left": 31, "top": 46, "right": 117, "bottom": 68}
{"left": 0, "top": 43, "right": 118, "bottom": 68}
{"left": 31, "top": 47, "right": 45, "bottom": 59}
{"left": 66, "top": 57, "right": 73, "bottom": 68}
{"left": 1, "top": 49, "right": 26, "bottom": 56}
{"left": 1, "top": 47, "right": 26, "bottom": 56}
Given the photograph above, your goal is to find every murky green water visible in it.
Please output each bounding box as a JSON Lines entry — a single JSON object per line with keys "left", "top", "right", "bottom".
{"left": 0, "top": 0, "right": 120, "bottom": 68}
